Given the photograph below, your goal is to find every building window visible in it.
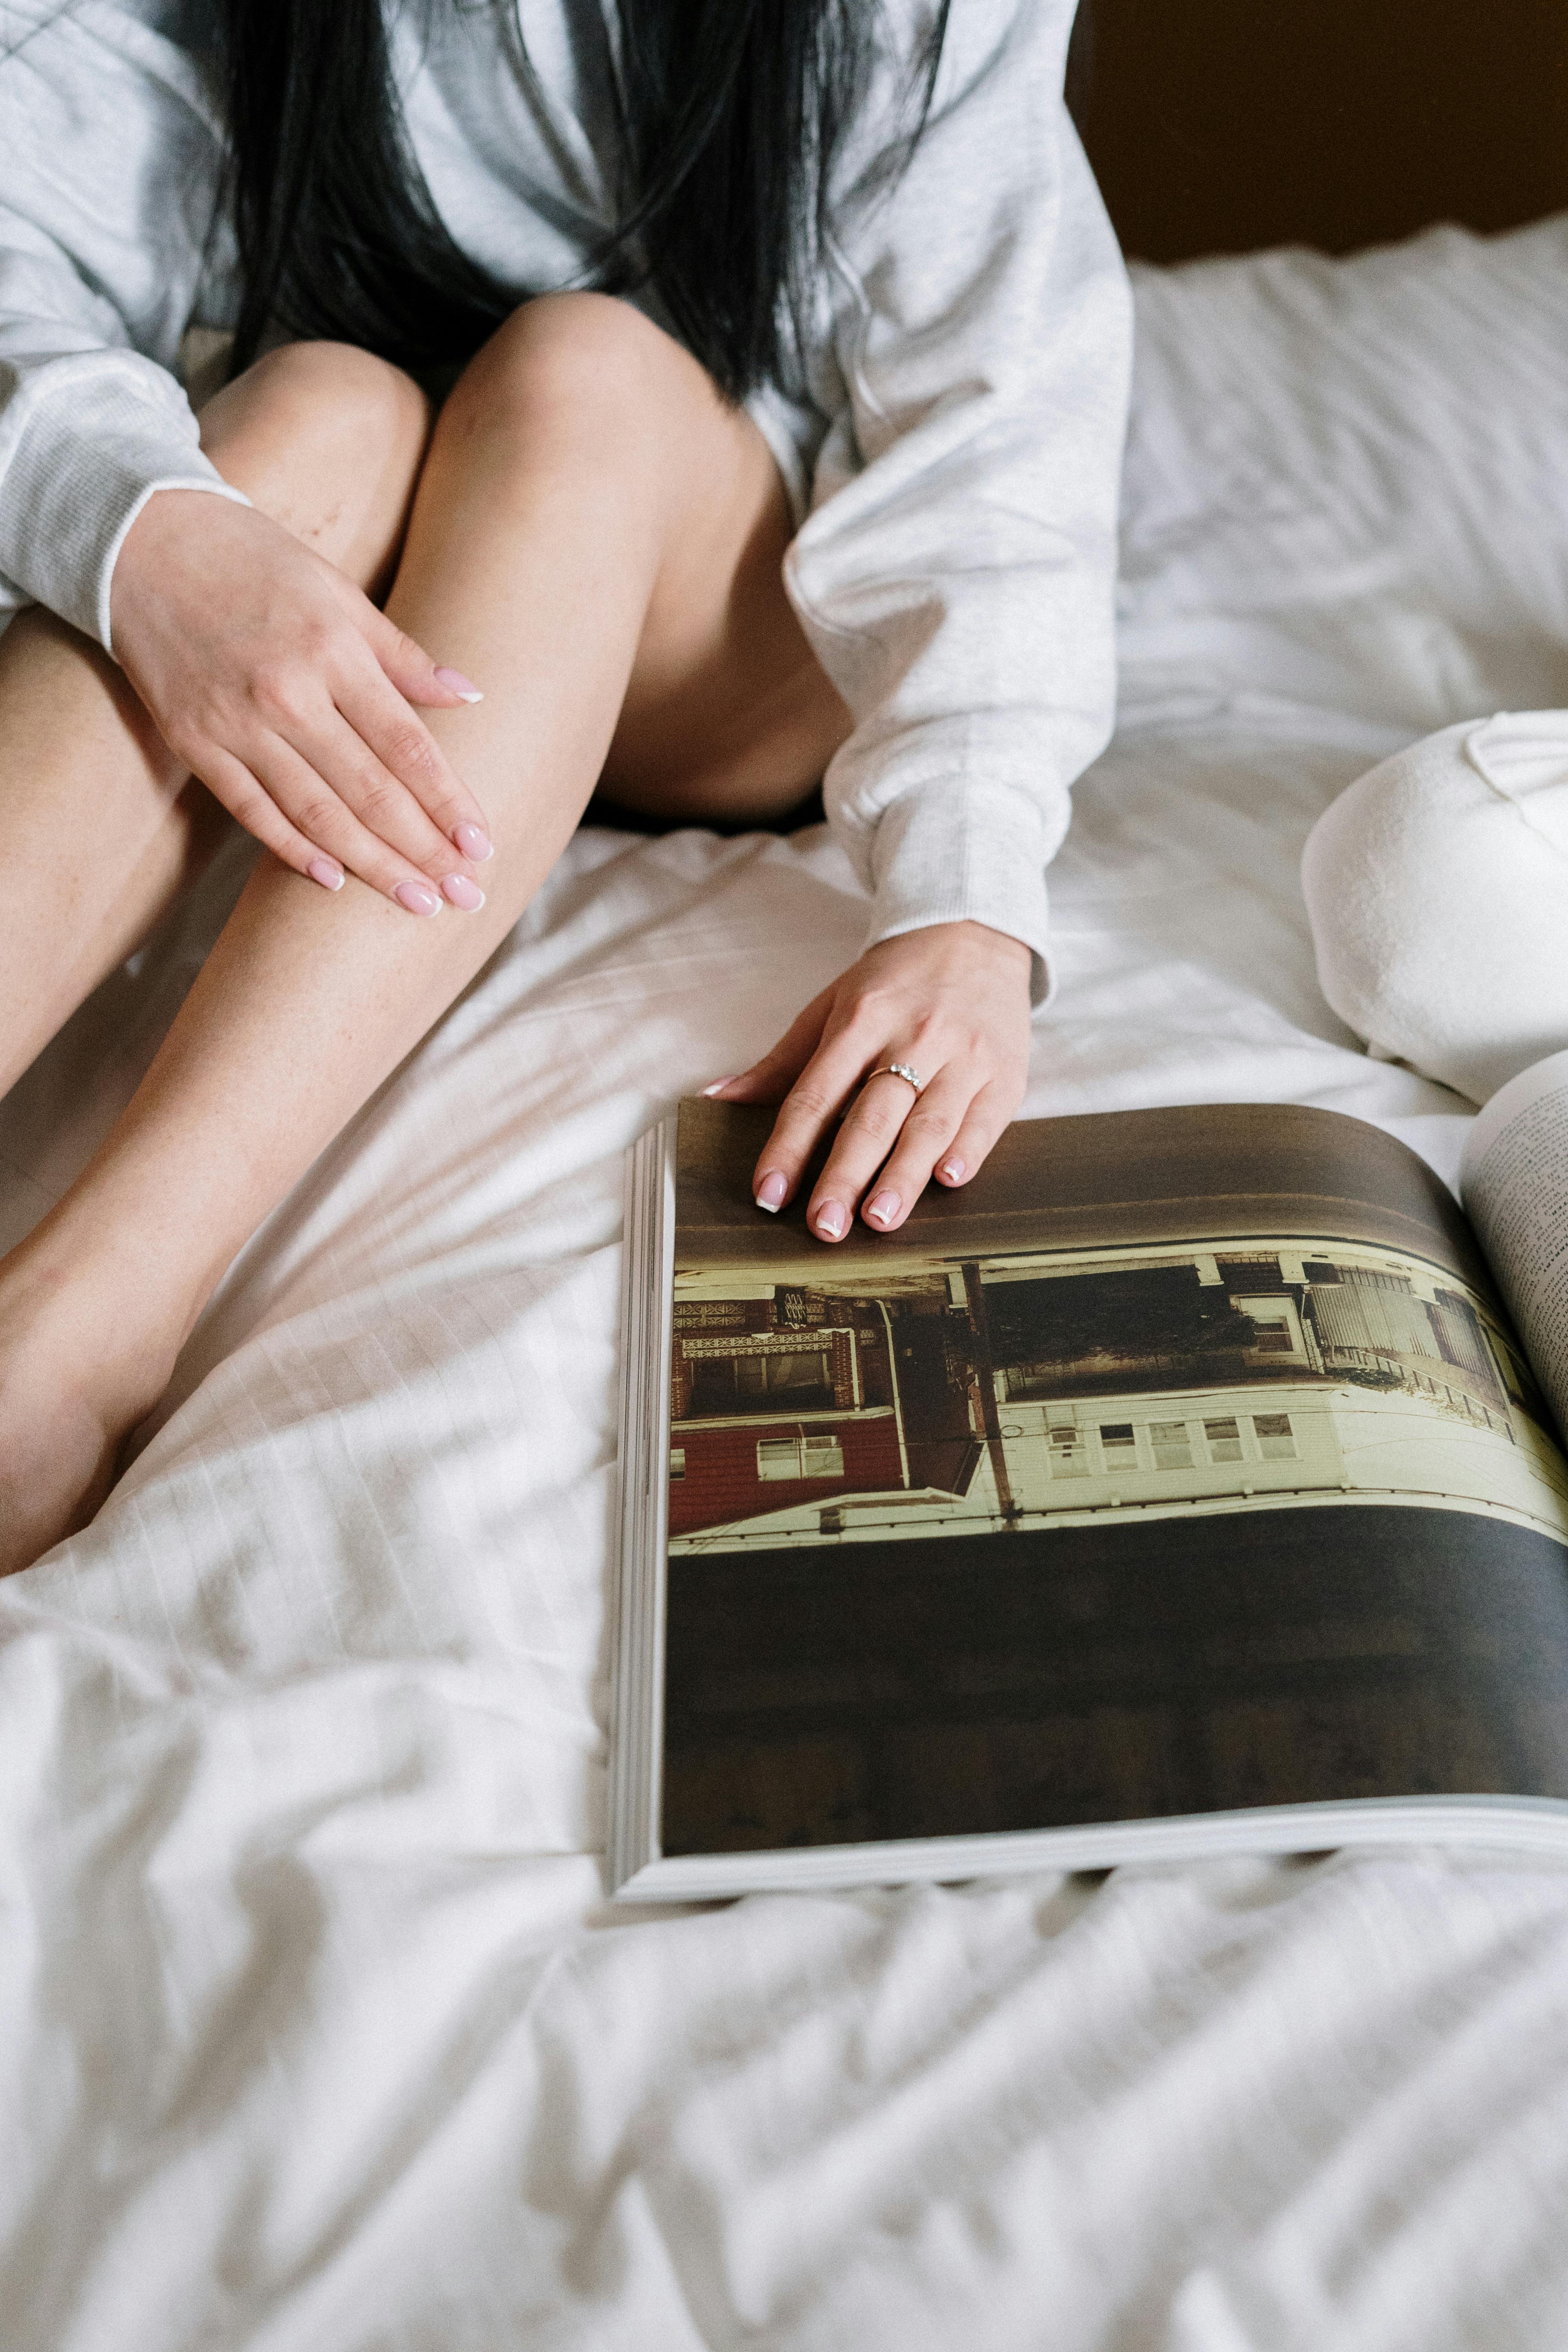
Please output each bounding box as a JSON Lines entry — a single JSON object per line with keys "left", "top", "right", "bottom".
{"left": 736, "top": 1349, "right": 831, "bottom": 1396}
{"left": 1234, "top": 1294, "right": 1308, "bottom": 1362}
{"left": 1252, "top": 1412, "right": 1298, "bottom": 1460}
{"left": 689, "top": 1345, "right": 835, "bottom": 1417}
{"left": 1149, "top": 1419, "right": 1192, "bottom": 1468}
{"left": 1099, "top": 1422, "right": 1139, "bottom": 1470}
{"left": 669, "top": 1449, "right": 686, "bottom": 1481}
{"left": 1204, "top": 1416, "right": 1244, "bottom": 1463}
{"left": 1048, "top": 1425, "right": 1087, "bottom": 1477}
{"left": 1248, "top": 1314, "right": 1296, "bottom": 1354}
{"left": 757, "top": 1434, "right": 845, "bottom": 1481}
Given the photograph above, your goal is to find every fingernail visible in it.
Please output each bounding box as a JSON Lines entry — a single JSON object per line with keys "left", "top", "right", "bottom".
{"left": 394, "top": 880, "right": 443, "bottom": 916}
{"left": 865, "top": 1189, "right": 900, "bottom": 1227}
{"left": 815, "top": 1201, "right": 847, "bottom": 1240}
{"left": 307, "top": 855, "right": 344, "bottom": 892}
{"left": 702, "top": 1078, "right": 739, "bottom": 1098}
{"left": 755, "top": 1171, "right": 788, "bottom": 1212}
{"left": 939, "top": 1157, "right": 966, "bottom": 1184}
{"left": 453, "top": 822, "right": 494, "bottom": 862}
{"left": 441, "top": 873, "right": 486, "bottom": 911}
{"left": 435, "top": 666, "right": 484, "bottom": 704}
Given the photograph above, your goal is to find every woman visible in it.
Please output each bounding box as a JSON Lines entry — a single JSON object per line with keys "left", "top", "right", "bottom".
{"left": 0, "top": 0, "right": 1130, "bottom": 1571}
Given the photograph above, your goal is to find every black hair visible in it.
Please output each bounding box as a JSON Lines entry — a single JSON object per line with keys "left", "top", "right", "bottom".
{"left": 221, "top": 0, "right": 950, "bottom": 403}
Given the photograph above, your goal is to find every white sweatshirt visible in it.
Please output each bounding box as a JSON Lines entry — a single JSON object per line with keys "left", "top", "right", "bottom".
{"left": 0, "top": 0, "right": 1131, "bottom": 991}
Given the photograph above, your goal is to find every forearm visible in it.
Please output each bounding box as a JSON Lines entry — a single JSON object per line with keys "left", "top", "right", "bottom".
{"left": 0, "top": 347, "right": 437, "bottom": 1097}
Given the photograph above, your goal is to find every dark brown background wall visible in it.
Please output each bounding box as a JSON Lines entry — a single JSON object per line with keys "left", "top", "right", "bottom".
{"left": 1067, "top": 0, "right": 1568, "bottom": 262}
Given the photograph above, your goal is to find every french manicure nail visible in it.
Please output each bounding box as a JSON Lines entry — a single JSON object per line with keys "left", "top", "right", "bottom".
{"left": 866, "top": 1189, "right": 900, "bottom": 1227}
{"left": 394, "top": 880, "right": 443, "bottom": 916}
{"left": 307, "top": 855, "right": 344, "bottom": 892}
{"left": 435, "top": 666, "right": 484, "bottom": 704}
{"left": 453, "top": 822, "right": 494, "bottom": 862}
{"left": 702, "top": 1077, "right": 740, "bottom": 1098}
{"left": 939, "top": 1157, "right": 966, "bottom": 1183}
{"left": 755, "top": 1171, "right": 788, "bottom": 1212}
{"left": 441, "top": 873, "right": 486, "bottom": 911}
{"left": 815, "top": 1201, "right": 847, "bottom": 1240}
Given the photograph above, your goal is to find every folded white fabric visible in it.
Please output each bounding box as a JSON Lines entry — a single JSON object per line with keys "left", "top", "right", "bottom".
{"left": 1302, "top": 711, "right": 1568, "bottom": 1103}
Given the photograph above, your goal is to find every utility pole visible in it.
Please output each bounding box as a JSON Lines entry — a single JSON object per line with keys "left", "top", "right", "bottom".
{"left": 961, "top": 1261, "right": 1019, "bottom": 1524}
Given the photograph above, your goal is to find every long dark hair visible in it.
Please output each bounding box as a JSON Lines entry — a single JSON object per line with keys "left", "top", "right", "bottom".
{"left": 221, "top": 1, "right": 949, "bottom": 402}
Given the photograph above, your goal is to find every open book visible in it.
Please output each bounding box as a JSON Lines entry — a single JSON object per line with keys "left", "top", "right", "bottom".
{"left": 611, "top": 1050, "right": 1568, "bottom": 1900}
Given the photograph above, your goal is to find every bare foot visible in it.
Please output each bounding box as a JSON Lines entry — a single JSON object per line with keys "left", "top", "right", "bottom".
{"left": 0, "top": 1245, "right": 180, "bottom": 1575}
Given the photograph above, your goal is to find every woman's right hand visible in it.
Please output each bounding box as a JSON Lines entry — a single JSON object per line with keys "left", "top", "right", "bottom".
{"left": 109, "top": 490, "right": 494, "bottom": 913}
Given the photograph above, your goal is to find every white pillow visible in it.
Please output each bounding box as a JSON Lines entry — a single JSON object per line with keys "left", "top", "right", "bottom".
{"left": 1120, "top": 216, "right": 1568, "bottom": 744}
{"left": 1301, "top": 711, "right": 1568, "bottom": 1104}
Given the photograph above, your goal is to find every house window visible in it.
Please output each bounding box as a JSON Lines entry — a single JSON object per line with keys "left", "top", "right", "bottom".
{"left": 1204, "top": 1416, "right": 1244, "bottom": 1463}
{"left": 669, "top": 1449, "right": 686, "bottom": 1481}
{"left": 1235, "top": 1294, "right": 1306, "bottom": 1360}
{"left": 1099, "top": 1423, "right": 1139, "bottom": 1470}
{"left": 1253, "top": 1412, "right": 1298, "bottom": 1460}
{"left": 1149, "top": 1419, "right": 1192, "bottom": 1468}
{"left": 1248, "top": 1313, "right": 1296, "bottom": 1355}
{"left": 689, "top": 1345, "right": 835, "bottom": 1417}
{"left": 1048, "top": 1425, "right": 1087, "bottom": 1477}
{"left": 757, "top": 1434, "right": 845, "bottom": 1481}
{"left": 736, "top": 1349, "right": 832, "bottom": 1395}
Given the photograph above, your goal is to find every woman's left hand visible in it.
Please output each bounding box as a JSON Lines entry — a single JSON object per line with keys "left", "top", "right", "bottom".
{"left": 704, "top": 920, "right": 1034, "bottom": 1241}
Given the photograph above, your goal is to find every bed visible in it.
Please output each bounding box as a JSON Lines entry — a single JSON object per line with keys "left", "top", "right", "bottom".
{"left": 6, "top": 49, "right": 1568, "bottom": 2352}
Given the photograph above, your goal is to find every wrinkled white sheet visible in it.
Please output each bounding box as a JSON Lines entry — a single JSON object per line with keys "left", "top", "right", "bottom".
{"left": 7, "top": 216, "right": 1568, "bottom": 2350}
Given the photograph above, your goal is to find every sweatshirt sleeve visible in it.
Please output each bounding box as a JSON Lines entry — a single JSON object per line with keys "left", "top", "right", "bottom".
{"left": 0, "top": 0, "right": 249, "bottom": 655}
{"left": 784, "top": 0, "right": 1132, "bottom": 1003}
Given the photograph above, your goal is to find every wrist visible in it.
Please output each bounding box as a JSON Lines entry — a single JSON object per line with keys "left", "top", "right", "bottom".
{"left": 952, "top": 918, "right": 1034, "bottom": 969}
{"left": 868, "top": 918, "right": 1034, "bottom": 975}
{"left": 109, "top": 483, "right": 255, "bottom": 649}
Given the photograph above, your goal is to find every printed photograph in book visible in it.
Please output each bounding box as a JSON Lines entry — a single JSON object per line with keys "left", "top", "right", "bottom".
{"left": 655, "top": 1097, "right": 1568, "bottom": 1862}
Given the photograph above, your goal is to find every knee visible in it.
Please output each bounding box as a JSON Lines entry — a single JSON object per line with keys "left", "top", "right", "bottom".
{"left": 1303, "top": 712, "right": 1568, "bottom": 1102}
{"left": 438, "top": 293, "right": 692, "bottom": 451}
{"left": 231, "top": 340, "right": 431, "bottom": 472}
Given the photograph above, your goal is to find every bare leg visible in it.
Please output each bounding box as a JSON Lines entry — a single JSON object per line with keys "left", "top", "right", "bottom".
{"left": 0, "top": 295, "right": 849, "bottom": 1571}
{"left": 0, "top": 341, "right": 431, "bottom": 1096}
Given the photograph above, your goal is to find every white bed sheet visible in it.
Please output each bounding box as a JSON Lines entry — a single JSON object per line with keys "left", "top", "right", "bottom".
{"left": 7, "top": 217, "right": 1568, "bottom": 2351}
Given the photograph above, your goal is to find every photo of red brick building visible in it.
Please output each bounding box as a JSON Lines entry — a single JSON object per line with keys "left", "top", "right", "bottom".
{"left": 668, "top": 1280, "right": 982, "bottom": 1538}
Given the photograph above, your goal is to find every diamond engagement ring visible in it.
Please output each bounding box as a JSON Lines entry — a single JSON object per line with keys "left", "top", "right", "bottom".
{"left": 868, "top": 1061, "right": 926, "bottom": 1093}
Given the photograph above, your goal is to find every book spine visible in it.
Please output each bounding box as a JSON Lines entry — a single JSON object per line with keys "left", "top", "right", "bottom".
{"left": 608, "top": 1116, "right": 676, "bottom": 1892}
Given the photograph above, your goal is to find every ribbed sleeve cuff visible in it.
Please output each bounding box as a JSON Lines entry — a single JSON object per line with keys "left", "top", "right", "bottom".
{"left": 0, "top": 355, "right": 250, "bottom": 653}
{"left": 864, "top": 778, "right": 1055, "bottom": 1006}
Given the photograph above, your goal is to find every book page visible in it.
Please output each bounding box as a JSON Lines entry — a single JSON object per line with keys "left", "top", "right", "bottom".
{"left": 1462, "top": 1048, "right": 1568, "bottom": 1445}
{"left": 656, "top": 1100, "right": 1568, "bottom": 1860}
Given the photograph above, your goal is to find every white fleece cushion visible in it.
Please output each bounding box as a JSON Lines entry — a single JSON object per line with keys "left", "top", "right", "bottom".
{"left": 1302, "top": 711, "right": 1568, "bottom": 1104}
